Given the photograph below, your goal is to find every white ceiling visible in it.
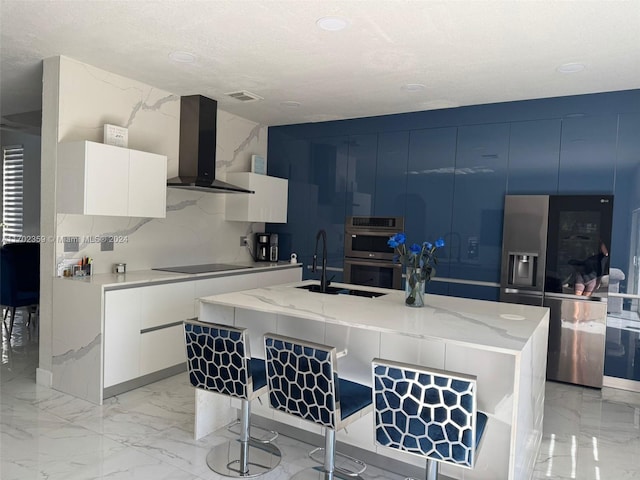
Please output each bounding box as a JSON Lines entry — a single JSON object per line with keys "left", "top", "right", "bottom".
{"left": 1, "top": 0, "right": 640, "bottom": 129}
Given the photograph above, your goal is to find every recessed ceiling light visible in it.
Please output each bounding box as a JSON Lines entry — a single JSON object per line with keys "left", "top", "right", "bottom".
{"left": 557, "top": 63, "right": 585, "bottom": 74}
{"left": 401, "top": 83, "right": 426, "bottom": 92}
{"left": 168, "top": 51, "right": 196, "bottom": 63}
{"left": 316, "top": 16, "right": 349, "bottom": 31}
{"left": 280, "top": 101, "right": 301, "bottom": 108}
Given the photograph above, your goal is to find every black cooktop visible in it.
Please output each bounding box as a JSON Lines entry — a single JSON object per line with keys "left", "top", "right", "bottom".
{"left": 152, "top": 263, "right": 249, "bottom": 274}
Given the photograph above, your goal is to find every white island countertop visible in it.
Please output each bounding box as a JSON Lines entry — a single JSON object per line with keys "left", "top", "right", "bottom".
{"left": 200, "top": 279, "right": 549, "bottom": 355}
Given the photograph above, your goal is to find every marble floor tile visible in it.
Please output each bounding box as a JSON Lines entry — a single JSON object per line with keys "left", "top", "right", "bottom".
{"left": 0, "top": 319, "right": 405, "bottom": 480}
{"left": 535, "top": 380, "right": 640, "bottom": 479}
{"left": 3, "top": 315, "right": 640, "bottom": 479}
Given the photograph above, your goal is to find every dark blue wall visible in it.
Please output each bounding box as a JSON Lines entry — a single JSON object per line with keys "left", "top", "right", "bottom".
{"left": 267, "top": 90, "right": 640, "bottom": 301}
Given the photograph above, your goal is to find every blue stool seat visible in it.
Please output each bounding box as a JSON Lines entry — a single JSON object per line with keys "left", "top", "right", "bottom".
{"left": 249, "top": 357, "right": 267, "bottom": 391}
{"left": 265, "top": 333, "right": 372, "bottom": 480}
{"left": 338, "top": 378, "right": 373, "bottom": 420}
{"left": 373, "top": 358, "right": 488, "bottom": 479}
{"left": 475, "top": 412, "right": 488, "bottom": 449}
{"left": 184, "top": 320, "right": 281, "bottom": 478}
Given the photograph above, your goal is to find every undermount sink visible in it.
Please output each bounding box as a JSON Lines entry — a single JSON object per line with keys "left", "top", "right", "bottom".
{"left": 297, "top": 284, "right": 387, "bottom": 298}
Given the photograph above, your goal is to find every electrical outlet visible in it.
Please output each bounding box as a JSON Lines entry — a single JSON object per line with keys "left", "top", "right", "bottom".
{"left": 240, "top": 236, "right": 248, "bottom": 246}
{"left": 63, "top": 236, "right": 79, "bottom": 252}
{"left": 101, "top": 237, "right": 114, "bottom": 251}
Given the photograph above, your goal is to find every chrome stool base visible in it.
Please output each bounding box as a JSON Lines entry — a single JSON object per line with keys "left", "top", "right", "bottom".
{"left": 206, "top": 438, "right": 281, "bottom": 478}
{"left": 227, "top": 420, "right": 279, "bottom": 444}
{"left": 308, "top": 447, "right": 366, "bottom": 477}
{"left": 291, "top": 466, "right": 364, "bottom": 480}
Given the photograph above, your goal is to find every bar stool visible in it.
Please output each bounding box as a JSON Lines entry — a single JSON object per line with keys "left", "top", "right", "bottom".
{"left": 184, "top": 319, "right": 281, "bottom": 477}
{"left": 371, "top": 358, "right": 488, "bottom": 480}
{"left": 264, "top": 333, "right": 373, "bottom": 480}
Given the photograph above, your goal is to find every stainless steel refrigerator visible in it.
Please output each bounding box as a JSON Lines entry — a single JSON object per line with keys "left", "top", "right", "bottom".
{"left": 500, "top": 195, "right": 613, "bottom": 388}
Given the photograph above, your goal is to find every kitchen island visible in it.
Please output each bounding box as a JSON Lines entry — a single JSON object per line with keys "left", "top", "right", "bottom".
{"left": 196, "top": 280, "right": 549, "bottom": 480}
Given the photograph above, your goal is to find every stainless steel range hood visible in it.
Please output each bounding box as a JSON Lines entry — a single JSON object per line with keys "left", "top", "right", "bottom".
{"left": 167, "top": 95, "right": 254, "bottom": 194}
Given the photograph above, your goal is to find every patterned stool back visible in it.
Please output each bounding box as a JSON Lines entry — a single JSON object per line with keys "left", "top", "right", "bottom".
{"left": 264, "top": 333, "right": 340, "bottom": 430}
{"left": 372, "top": 358, "right": 481, "bottom": 469}
{"left": 184, "top": 319, "right": 259, "bottom": 401}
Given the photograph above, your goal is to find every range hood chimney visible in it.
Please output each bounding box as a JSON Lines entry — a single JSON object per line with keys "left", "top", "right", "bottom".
{"left": 167, "top": 95, "right": 254, "bottom": 194}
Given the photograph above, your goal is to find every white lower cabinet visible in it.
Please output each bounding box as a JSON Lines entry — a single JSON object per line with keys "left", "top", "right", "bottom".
{"left": 140, "top": 324, "right": 186, "bottom": 376}
{"left": 193, "top": 274, "right": 254, "bottom": 308}
{"left": 254, "top": 268, "right": 301, "bottom": 287}
{"left": 137, "top": 281, "right": 195, "bottom": 375}
{"left": 104, "top": 289, "right": 141, "bottom": 388}
{"left": 102, "top": 267, "right": 302, "bottom": 396}
{"left": 139, "top": 281, "right": 196, "bottom": 330}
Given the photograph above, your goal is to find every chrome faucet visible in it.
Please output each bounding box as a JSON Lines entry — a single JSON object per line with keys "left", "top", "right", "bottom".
{"left": 312, "top": 229, "right": 328, "bottom": 292}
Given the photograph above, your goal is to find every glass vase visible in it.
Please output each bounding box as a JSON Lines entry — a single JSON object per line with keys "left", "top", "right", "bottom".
{"left": 405, "top": 266, "right": 425, "bottom": 307}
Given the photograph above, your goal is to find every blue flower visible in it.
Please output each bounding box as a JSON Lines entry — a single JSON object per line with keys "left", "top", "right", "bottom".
{"left": 387, "top": 232, "right": 406, "bottom": 248}
{"left": 388, "top": 232, "right": 444, "bottom": 284}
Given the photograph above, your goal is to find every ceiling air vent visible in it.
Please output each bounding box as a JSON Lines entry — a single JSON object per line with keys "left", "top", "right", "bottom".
{"left": 225, "top": 90, "right": 263, "bottom": 102}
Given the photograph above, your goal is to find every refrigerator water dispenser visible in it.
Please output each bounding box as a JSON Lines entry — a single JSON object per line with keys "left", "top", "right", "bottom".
{"left": 508, "top": 252, "right": 538, "bottom": 287}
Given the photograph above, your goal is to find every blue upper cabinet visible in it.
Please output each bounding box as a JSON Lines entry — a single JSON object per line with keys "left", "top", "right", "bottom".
{"left": 508, "top": 119, "right": 562, "bottom": 194}
{"left": 345, "top": 134, "right": 378, "bottom": 218}
{"left": 374, "top": 131, "right": 409, "bottom": 217}
{"left": 611, "top": 112, "right": 640, "bottom": 274}
{"left": 268, "top": 90, "right": 640, "bottom": 295}
{"left": 406, "top": 127, "right": 457, "bottom": 279}
{"left": 450, "top": 123, "right": 510, "bottom": 283}
{"left": 558, "top": 115, "right": 617, "bottom": 193}
{"left": 267, "top": 136, "right": 312, "bottom": 264}
{"left": 308, "top": 136, "right": 349, "bottom": 276}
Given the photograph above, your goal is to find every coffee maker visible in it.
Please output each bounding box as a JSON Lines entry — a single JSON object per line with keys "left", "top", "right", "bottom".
{"left": 255, "top": 233, "right": 278, "bottom": 262}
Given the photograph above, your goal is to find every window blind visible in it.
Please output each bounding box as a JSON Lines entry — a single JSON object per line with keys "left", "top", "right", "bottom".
{"left": 2, "top": 145, "right": 24, "bottom": 243}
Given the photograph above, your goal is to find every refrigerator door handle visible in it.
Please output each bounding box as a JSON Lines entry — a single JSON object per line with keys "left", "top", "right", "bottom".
{"left": 504, "top": 288, "right": 543, "bottom": 296}
{"left": 544, "top": 292, "right": 607, "bottom": 302}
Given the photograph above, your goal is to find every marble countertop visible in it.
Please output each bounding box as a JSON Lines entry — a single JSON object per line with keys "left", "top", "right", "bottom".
{"left": 199, "top": 280, "right": 550, "bottom": 354}
{"left": 55, "top": 261, "right": 301, "bottom": 289}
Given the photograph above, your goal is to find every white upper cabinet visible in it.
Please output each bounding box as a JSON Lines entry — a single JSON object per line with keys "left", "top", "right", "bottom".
{"left": 127, "top": 149, "right": 167, "bottom": 218}
{"left": 225, "top": 172, "right": 288, "bottom": 223}
{"left": 57, "top": 141, "right": 167, "bottom": 218}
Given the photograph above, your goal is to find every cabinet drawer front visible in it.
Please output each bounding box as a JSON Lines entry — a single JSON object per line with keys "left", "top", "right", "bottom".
{"left": 140, "top": 324, "right": 186, "bottom": 376}
{"left": 104, "top": 289, "right": 141, "bottom": 388}
{"left": 194, "top": 275, "right": 256, "bottom": 300}
{"left": 139, "top": 281, "right": 195, "bottom": 330}
{"left": 254, "top": 268, "right": 302, "bottom": 287}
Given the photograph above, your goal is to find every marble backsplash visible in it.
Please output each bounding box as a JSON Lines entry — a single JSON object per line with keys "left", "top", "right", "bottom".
{"left": 55, "top": 189, "right": 261, "bottom": 274}
{"left": 54, "top": 56, "right": 267, "bottom": 274}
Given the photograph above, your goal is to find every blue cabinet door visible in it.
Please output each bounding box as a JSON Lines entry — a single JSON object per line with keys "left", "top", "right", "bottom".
{"left": 345, "top": 134, "right": 377, "bottom": 218}
{"left": 508, "top": 119, "right": 562, "bottom": 194}
{"left": 267, "top": 135, "right": 311, "bottom": 264}
{"left": 610, "top": 113, "right": 640, "bottom": 287}
{"left": 450, "top": 123, "right": 510, "bottom": 283}
{"left": 406, "top": 127, "right": 457, "bottom": 281}
{"left": 308, "top": 136, "right": 349, "bottom": 281}
{"left": 558, "top": 115, "right": 617, "bottom": 194}
{"left": 604, "top": 114, "right": 640, "bottom": 383}
{"left": 374, "top": 131, "right": 410, "bottom": 217}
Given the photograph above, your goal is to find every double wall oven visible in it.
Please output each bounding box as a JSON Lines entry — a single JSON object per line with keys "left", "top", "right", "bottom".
{"left": 344, "top": 216, "right": 404, "bottom": 290}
